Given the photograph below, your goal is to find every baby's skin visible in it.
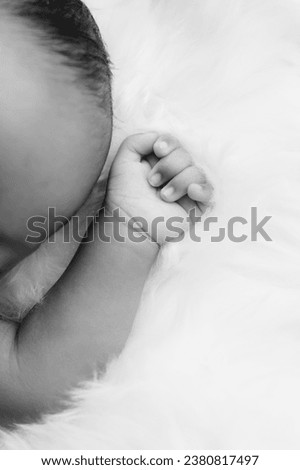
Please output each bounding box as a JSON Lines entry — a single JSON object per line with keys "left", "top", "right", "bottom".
{"left": 0, "top": 132, "right": 212, "bottom": 425}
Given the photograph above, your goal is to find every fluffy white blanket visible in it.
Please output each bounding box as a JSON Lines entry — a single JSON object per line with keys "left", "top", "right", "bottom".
{"left": 1, "top": 0, "right": 300, "bottom": 449}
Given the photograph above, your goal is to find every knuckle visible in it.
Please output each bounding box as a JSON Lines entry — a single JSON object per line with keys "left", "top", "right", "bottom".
{"left": 122, "top": 132, "right": 144, "bottom": 147}
{"left": 192, "top": 165, "right": 206, "bottom": 181}
{"left": 180, "top": 151, "right": 193, "bottom": 166}
{"left": 155, "top": 163, "right": 167, "bottom": 176}
{"left": 156, "top": 157, "right": 173, "bottom": 172}
{"left": 160, "top": 163, "right": 179, "bottom": 179}
{"left": 185, "top": 164, "right": 198, "bottom": 176}
{"left": 121, "top": 135, "right": 135, "bottom": 149}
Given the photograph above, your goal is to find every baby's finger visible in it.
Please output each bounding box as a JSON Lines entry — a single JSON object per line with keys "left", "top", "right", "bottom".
{"left": 188, "top": 182, "right": 213, "bottom": 205}
{"left": 148, "top": 149, "right": 194, "bottom": 187}
{"left": 145, "top": 153, "right": 159, "bottom": 170}
{"left": 176, "top": 195, "right": 202, "bottom": 216}
{"left": 153, "top": 135, "right": 181, "bottom": 158}
{"left": 160, "top": 166, "right": 206, "bottom": 203}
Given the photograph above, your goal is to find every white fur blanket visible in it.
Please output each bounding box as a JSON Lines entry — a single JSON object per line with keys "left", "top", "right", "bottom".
{"left": 1, "top": 0, "right": 300, "bottom": 449}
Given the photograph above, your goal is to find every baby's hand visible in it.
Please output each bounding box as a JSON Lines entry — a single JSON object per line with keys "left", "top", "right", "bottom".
{"left": 148, "top": 134, "right": 213, "bottom": 210}
{"left": 106, "top": 132, "right": 213, "bottom": 245}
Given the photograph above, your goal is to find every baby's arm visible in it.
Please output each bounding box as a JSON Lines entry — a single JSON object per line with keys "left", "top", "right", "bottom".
{"left": 0, "top": 133, "right": 211, "bottom": 424}
{"left": 0, "top": 181, "right": 106, "bottom": 321}
{"left": 8, "top": 212, "right": 158, "bottom": 422}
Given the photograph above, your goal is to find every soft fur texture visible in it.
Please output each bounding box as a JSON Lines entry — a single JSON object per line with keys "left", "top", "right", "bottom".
{"left": 1, "top": 0, "right": 300, "bottom": 449}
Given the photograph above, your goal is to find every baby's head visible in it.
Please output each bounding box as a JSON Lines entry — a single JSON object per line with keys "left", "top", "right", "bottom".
{"left": 0, "top": 0, "right": 112, "bottom": 274}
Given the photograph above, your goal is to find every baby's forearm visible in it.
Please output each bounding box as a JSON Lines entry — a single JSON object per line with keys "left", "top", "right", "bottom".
{"left": 0, "top": 181, "right": 106, "bottom": 322}
{"left": 0, "top": 211, "right": 158, "bottom": 423}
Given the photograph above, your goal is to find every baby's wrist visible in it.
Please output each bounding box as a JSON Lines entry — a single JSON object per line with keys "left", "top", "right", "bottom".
{"left": 99, "top": 204, "right": 160, "bottom": 258}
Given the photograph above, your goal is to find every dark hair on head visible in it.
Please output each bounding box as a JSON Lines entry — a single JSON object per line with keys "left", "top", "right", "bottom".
{"left": 8, "top": 0, "right": 112, "bottom": 111}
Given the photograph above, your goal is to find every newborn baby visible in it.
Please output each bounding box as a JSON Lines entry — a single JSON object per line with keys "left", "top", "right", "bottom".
{"left": 0, "top": 0, "right": 212, "bottom": 425}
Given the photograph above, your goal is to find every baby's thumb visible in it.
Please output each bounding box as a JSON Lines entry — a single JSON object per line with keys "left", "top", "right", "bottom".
{"left": 116, "top": 132, "right": 159, "bottom": 163}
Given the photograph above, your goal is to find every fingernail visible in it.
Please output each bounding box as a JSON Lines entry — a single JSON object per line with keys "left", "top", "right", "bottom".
{"left": 158, "top": 140, "right": 169, "bottom": 152}
{"left": 161, "top": 186, "right": 174, "bottom": 200}
{"left": 193, "top": 184, "right": 204, "bottom": 196}
{"left": 149, "top": 173, "right": 162, "bottom": 186}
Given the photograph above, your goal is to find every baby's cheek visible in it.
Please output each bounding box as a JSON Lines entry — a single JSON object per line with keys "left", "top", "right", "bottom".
{"left": 0, "top": 123, "right": 110, "bottom": 245}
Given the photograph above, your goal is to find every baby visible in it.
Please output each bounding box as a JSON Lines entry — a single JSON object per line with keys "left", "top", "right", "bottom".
{"left": 0, "top": 0, "right": 212, "bottom": 425}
